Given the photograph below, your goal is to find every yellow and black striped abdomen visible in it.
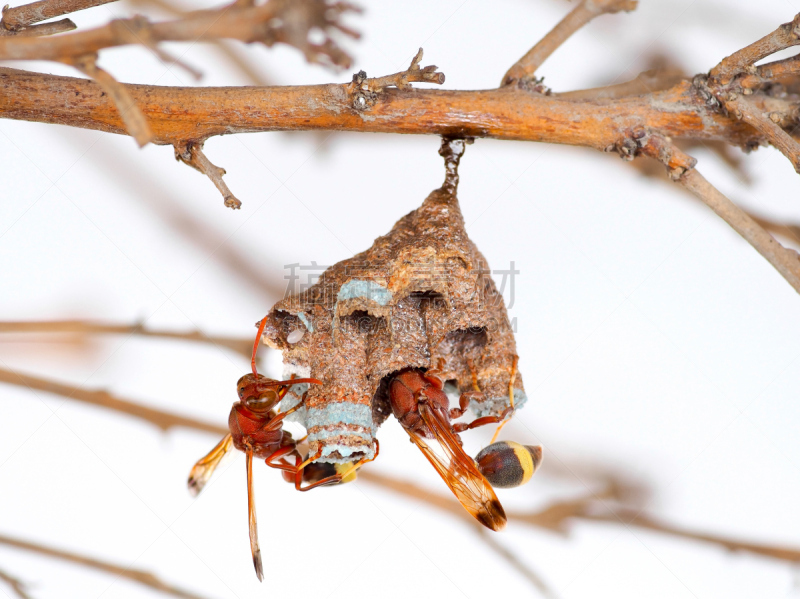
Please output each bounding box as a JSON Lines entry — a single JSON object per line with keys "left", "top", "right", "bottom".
{"left": 475, "top": 441, "right": 543, "bottom": 489}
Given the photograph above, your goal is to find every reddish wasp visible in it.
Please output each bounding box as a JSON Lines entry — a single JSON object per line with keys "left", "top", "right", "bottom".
{"left": 188, "top": 318, "right": 369, "bottom": 581}
{"left": 388, "top": 367, "right": 517, "bottom": 530}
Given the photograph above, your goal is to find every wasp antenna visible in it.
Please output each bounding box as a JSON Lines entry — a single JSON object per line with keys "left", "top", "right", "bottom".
{"left": 251, "top": 317, "right": 268, "bottom": 377}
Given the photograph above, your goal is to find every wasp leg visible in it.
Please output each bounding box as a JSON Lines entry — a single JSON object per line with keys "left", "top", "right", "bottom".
{"left": 335, "top": 439, "right": 380, "bottom": 481}
{"left": 488, "top": 355, "right": 519, "bottom": 443}
{"left": 264, "top": 440, "right": 301, "bottom": 474}
{"left": 424, "top": 357, "right": 448, "bottom": 388}
{"left": 291, "top": 448, "right": 345, "bottom": 491}
{"left": 452, "top": 405, "right": 515, "bottom": 434}
{"left": 448, "top": 390, "right": 484, "bottom": 420}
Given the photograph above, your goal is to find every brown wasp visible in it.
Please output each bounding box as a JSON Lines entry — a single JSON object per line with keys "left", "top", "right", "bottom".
{"left": 188, "top": 318, "right": 369, "bottom": 581}
{"left": 388, "top": 367, "right": 517, "bottom": 531}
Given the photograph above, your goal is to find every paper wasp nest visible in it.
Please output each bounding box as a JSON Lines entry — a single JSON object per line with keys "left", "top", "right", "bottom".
{"left": 260, "top": 139, "right": 527, "bottom": 464}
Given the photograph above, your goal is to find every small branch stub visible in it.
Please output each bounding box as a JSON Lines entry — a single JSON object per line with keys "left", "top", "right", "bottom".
{"left": 349, "top": 48, "right": 444, "bottom": 110}
{"left": 174, "top": 141, "right": 242, "bottom": 210}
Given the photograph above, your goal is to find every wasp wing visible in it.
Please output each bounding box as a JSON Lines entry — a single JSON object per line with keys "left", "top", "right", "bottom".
{"left": 187, "top": 434, "right": 234, "bottom": 497}
{"left": 411, "top": 403, "right": 507, "bottom": 531}
{"left": 246, "top": 448, "right": 264, "bottom": 581}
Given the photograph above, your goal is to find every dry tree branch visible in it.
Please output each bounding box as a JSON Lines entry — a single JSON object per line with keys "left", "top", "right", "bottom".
{"left": 679, "top": 169, "right": 800, "bottom": 291}
{"left": 0, "top": 0, "right": 359, "bottom": 65}
{"left": 353, "top": 47, "right": 444, "bottom": 92}
{"left": 636, "top": 135, "right": 800, "bottom": 293}
{"left": 502, "top": 0, "right": 638, "bottom": 87}
{"left": 8, "top": 350, "right": 799, "bottom": 573}
{"left": 2, "top": 9, "right": 800, "bottom": 292}
{"left": 747, "top": 212, "right": 800, "bottom": 246}
{"left": 0, "top": 17, "right": 75, "bottom": 36}
{"left": 0, "top": 69, "right": 766, "bottom": 149}
{"left": 0, "top": 568, "right": 33, "bottom": 599}
{"left": 751, "top": 52, "right": 800, "bottom": 87}
{"left": 0, "top": 365, "right": 228, "bottom": 435}
{"left": 710, "top": 14, "right": 800, "bottom": 84}
{"left": 557, "top": 66, "right": 686, "bottom": 100}
{"left": 67, "top": 52, "right": 153, "bottom": 146}
{"left": 174, "top": 141, "right": 241, "bottom": 209}
{"left": 694, "top": 14, "right": 800, "bottom": 174}
{"left": 583, "top": 509, "right": 800, "bottom": 563}
{"left": 1, "top": 0, "right": 117, "bottom": 30}
{"left": 625, "top": 140, "right": 800, "bottom": 246}
{"left": 357, "top": 470, "right": 800, "bottom": 563}
{"left": 0, "top": 0, "right": 360, "bottom": 202}
{"left": 0, "top": 319, "right": 254, "bottom": 358}
{"left": 0, "top": 0, "right": 359, "bottom": 145}
{"left": 0, "top": 534, "right": 211, "bottom": 599}
{"left": 721, "top": 93, "right": 800, "bottom": 173}
{"left": 127, "top": 0, "right": 271, "bottom": 85}
{"left": 472, "top": 527, "right": 558, "bottom": 598}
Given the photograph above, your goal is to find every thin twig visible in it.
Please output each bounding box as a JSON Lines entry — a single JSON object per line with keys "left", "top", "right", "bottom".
{"left": 67, "top": 53, "right": 153, "bottom": 146}
{"left": 0, "top": 0, "right": 360, "bottom": 68}
{"left": 345, "top": 48, "right": 444, "bottom": 111}
{"left": 584, "top": 509, "right": 800, "bottom": 562}
{"left": 1, "top": 0, "right": 117, "bottom": 30}
{"left": 0, "top": 365, "right": 228, "bottom": 435}
{"left": 637, "top": 135, "right": 800, "bottom": 293}
{"left": 747, "top": 212, "right": 800, "bottom": 246}
{"left": 753, "top": 52, "right": 800, "bottom": 85}
{"left": 679, "top": 168, "right": 800, "bottom": 292}
{"left": 214, "top": 39, "right": 271, "bottom": 85}
{"left": 0, "top": 319, "right": 253, "bottom": 359}
{"left": 474, "top": 527, "right": 559, "bottom": 598}
{"left": 0, "top": 534, "right": 211, "bottom": 599}
{"left": 502, "top": 0, "right": 638, "bottom": 86}
{"left": 723, "top": 93, "right": 800, "bottom": 173}
{"left": 0, "top": 17, "right": 75, "bottom": 36}
{"left": 174, "top": 141, "right": 241, "bottom": 209}
{"left": 0, "top": 568, "right": 33, "bottom": 599}
{"left": 355, "top": 48, "right": 444, "bottom": 92}
{"left": 710, "top": 13, "right": 800, "bottom": 84}
{"left": 357, "top": 470, "right": 800, "bottom": 564}
{"left": 127, "top": 0, "right": 271, "bottom": 85}
{"left": 557, "top": 66, "right": 685, "bottom": 100}
{"left": 9, "top": 360, "right": 797, "bottom": 571}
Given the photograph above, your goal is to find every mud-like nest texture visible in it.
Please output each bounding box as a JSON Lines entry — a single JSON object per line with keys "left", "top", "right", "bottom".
{"left": 260, "top": 139, "right": 527, "bottom": 464}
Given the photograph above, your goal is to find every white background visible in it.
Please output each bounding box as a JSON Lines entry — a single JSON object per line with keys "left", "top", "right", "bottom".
{"left": 2, "top": 0, "right": 800, "bottom": 597}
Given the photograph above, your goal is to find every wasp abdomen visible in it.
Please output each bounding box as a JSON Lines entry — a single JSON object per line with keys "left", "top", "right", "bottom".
{"left": 475, "top": 441, "right": 542, "bottom": 489}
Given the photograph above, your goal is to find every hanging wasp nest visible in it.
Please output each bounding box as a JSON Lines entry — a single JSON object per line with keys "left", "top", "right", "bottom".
{"left": 260, "top": 138, "right": 527, "bottom": 463}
